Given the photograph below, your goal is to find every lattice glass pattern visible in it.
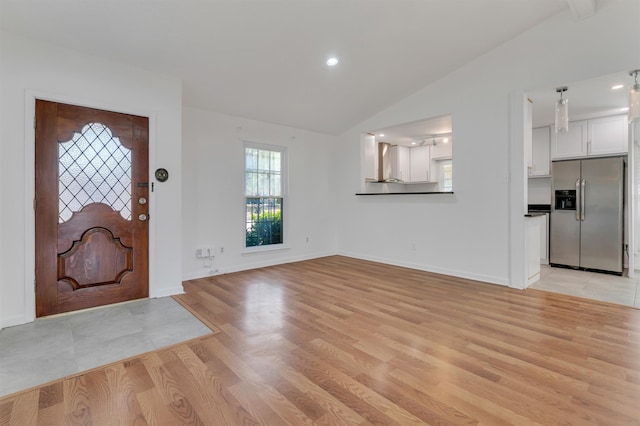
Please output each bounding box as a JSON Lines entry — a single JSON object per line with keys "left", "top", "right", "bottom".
{"left": 58, "top": 123, "right": 132, "bottom": 223}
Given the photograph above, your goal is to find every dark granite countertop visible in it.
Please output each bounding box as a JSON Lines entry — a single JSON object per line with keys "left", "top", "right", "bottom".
{"left": 528, "top": 204, "right": 551, "bottom": 212}
{"left": 355, "top": 191, "right": 454, "bottom": 196}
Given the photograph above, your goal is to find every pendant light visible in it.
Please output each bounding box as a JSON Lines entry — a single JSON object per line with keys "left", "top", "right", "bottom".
{"left": 629, "top": 69, "right": 640, "bottom": 123}
{"left": 555, "top": 87, "right": 569, "bottom": 133}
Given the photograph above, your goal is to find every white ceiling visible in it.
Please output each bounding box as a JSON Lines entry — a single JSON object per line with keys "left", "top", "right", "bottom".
{"left": 530, "top": 71, "right": 632, "bottom": 128}
{"left": 374, "top": 70, "right": 634, "bottom": 147}
{"left": 0, "top": 0, "right": 571, "bottom": 135}
{"left": 371, "top": 115, "right": 452, "bottom": 147}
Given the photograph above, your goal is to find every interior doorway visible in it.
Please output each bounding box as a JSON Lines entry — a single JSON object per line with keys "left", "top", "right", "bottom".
{"left": 524, "top": 71, "right": 638, "bottom": 304}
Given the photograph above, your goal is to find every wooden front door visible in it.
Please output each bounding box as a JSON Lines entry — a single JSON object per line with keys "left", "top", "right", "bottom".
{"left": 35, "top": 100, "right": 149, "bottom": 317}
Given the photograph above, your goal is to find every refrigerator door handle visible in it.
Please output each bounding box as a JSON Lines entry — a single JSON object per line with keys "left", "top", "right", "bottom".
{"left": 581, "top": 178, "right": 586, "bottom": 221}
{"left": 575, "top": 179, "right": 581, "bottom": 221}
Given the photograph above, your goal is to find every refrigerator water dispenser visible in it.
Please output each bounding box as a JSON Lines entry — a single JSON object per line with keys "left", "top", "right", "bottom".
{"left": 555, "top": 190, "right": 576, "bottom": 210}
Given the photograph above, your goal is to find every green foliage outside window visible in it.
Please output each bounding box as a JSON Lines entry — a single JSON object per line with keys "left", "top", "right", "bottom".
{"left": 245, "top": 199, "right": 283, "bottom": 247}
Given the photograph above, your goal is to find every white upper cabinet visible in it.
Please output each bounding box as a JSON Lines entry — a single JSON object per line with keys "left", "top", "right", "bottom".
{"left": 409, "top": 145, "right": 431, "bottom": 182}
{"left": 551, "top": 120, "right": 587, "bottom": 160}
{"left": 531, "top": 126, "right": 550, "bottom": 176}
{"left": 361, "top": 134, "right": 377, "bottom": 181}
{"left": 431, "top": 140, "right": 452, "bottom": 159}
{"left": 551, "top": 115, "right": 628, "bottom": 160}
{"left": 389, "top": 145, "right": 410, "bottom": 181}
{"left": 587, "top": 115, "right": 628, "bottom": 156}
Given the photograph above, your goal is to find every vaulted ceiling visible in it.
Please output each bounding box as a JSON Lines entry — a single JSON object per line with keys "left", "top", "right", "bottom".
{"left": 1, "top": 0, "right": 572, "bottom": 134}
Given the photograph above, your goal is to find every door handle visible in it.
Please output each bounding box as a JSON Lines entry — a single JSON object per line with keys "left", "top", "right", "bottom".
{"left": 581, "top": 179, "right": 586, "bottom": 221}
{"left": 575, "top": 179, "right": 580, "bottom": 221}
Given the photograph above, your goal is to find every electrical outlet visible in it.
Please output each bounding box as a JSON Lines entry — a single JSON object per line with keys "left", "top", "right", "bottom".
{"left": 305, "top": 236, "right": 310, "bottom": 243}
{"left": 220, "top": 246, "right": 224, "bottom": 254}
{"left": 196, "top": 247, "right": 211, "bottom": 258}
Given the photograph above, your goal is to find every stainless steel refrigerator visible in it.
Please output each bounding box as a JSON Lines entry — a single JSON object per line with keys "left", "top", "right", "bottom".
{"left": 550, "top": 157, "right": 624, "bottom": 275}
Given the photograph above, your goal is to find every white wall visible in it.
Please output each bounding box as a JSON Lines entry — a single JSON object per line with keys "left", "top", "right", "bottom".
{"left": 181, "top": 107, "right": 337, "bottom": 280}
{"left": 0, "top": 31, "right": 183, "bottom": 328}
{"left": 332, "top": 0, "right": 640, "bottom": 287}
{"left": 528, "top": 178, "right": 552, "bottom": 205}
{"left": 2, "top": 1, "right": 638, "bottom": 328}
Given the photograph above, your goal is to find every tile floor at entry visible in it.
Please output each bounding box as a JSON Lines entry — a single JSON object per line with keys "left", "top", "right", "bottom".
{"left": 0, "top": 296, "right": 211, "bottom": 398}
{"left": 530, "top": 264, "right": 640, "bottom": 308}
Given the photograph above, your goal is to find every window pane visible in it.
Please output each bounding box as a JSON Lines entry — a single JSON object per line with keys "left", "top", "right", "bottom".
{"left": 271, "top": 173, "right": 281, "bottom": 196}
{"left": 440, "top": 160, "right": 453, "bottom": 192}
{"left": 245, "top": 146, "right": 283, "bottom": 195}
{"left": 258, "top": 150, "right": 270, "bottom": 172}
{"left": 245, "top": 197, "right": 283, "bottom": 247}
{"left": 244, "top": 145, "right": 285, "bottom": 248}
{"left": 271, "top": 151, "right": 281, "bottom": 172}
{"left": 257, "top": 172, "right": 269, "bottom": 196}
{"left": 245, "top": 148, "right": 257, "bottom": 172}
{"left": 245, "top": 172, "right": 257, "bottom": 196}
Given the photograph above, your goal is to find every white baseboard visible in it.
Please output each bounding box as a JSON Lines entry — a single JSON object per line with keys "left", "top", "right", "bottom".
{"left": 181, "top": 251, "right": 337, "bottom": 281}
{"left": 150, "top": 285, "right": 185, "bottom": 298}
{"left": 336, "top": 250, "right": 510, "bottom": 287}
{"left": 0, "top": 314, "right": 34, "bottom": 330}
{"left": 182, "top": 269, "right": 223, "bottom": 281}
{"left": 181, "top": 250, "right": 508, "bottom": 288}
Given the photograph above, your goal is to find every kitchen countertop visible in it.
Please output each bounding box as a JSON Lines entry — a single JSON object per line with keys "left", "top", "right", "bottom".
{"left": 525, "top": 203, "right": 551, "bottom": 218}
{"left": 528, "top": 204, "right": 551, "bottom": 212}
{"left": 355, "top": 191, "right": 454, "bottom": 196}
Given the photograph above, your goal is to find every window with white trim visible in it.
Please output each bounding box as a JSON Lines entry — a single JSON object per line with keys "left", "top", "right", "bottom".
{"left": 438, "top": 159, "right": 453, "bottom": 192}
{"left": 244, "top": 143, "right": 286, "bottom": 248}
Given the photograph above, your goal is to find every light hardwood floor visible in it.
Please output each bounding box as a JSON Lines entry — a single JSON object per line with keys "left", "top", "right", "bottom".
{"left": 2, "top": 256, "right": 640, "bottom": 425}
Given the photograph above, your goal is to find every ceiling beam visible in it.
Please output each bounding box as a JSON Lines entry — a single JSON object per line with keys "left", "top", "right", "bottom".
{"left": 565, "top": 0, "right": 597, "bottom": 20}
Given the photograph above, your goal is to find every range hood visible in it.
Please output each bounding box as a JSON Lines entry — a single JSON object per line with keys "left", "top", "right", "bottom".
{"left": 377, "top": 142, "right": 404, "bottom": 183}
{"left": 377, "top": 142, "right": 391, "bottom": 182}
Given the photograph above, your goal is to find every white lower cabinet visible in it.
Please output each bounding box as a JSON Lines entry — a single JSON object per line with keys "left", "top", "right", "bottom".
{"left": 525, "top": 216, "right": 542, "bottom": 286}
{"left": 540, "top": 213, "right": 549, "bottom": 264}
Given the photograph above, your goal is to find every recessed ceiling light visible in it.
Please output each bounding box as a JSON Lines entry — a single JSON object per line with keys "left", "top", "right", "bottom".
{"left": 326, "top": 57, "right": 339, "bottom": 67}
{"left": 443, "top": 138, "right": 449, "bottom": 143}
{"left": 411, "top": 142, "right": 417, "bottom": 145}
{"left": 611, "top": 84, "right": 624, "bottom": 90}
{"left": 378, "top": 133, "right": 384, "bottom": 137}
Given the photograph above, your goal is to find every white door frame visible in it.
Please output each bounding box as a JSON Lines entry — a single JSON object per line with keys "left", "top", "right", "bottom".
{"left": 23, "top": 90, "right": 158, "bottom": 321}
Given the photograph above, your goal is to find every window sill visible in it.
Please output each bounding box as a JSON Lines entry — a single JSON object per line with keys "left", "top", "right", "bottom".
{"left": 242, "top": 244, "right": 291, "bottom": 255}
